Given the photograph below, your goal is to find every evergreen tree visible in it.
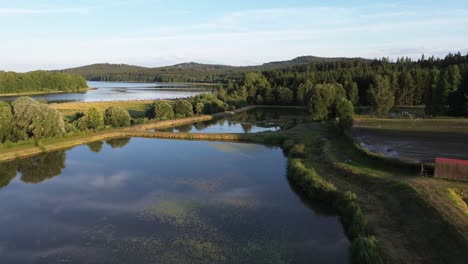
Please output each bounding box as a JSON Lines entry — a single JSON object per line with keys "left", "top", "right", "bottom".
{"left": 368, "top": 75, "right": 394, "bottom": 117}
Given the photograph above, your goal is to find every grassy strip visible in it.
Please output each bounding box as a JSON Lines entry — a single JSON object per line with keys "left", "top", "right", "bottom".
{"left": 354, "top": 117, "right": 468, "bottom": 134}
{"left": 447, "top": 188, "right": 468, "bottom": 215}
{"left": 286, "top": 154, "right": 384, "bottom": 264}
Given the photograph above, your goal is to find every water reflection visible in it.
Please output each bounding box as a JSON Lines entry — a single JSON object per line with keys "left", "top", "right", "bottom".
{"left": 105, "top": 138, "right": 131, "bottom": 149}
{"left": 0, "top": 138, "right": 349, "bottom": 263}
{"left": 0, "top": 81, "right": 209, "bottom": 103}
{"left": 87, "top": 141, "right": 104, "bottom": 153}
{"left": 0, "top": 151, "right": 66, "bottom": 186}
{"left": 157, "top": 108, "right": 307, "bottom": 134}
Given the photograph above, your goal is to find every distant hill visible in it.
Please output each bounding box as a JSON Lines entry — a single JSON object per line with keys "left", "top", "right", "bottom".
{"left": 58, "top": 56, "right": 371, "bottom": 83}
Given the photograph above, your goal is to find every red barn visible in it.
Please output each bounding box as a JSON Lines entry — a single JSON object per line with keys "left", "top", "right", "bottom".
{"left": 434, "top": 158, "right": 468, "bottom": 180}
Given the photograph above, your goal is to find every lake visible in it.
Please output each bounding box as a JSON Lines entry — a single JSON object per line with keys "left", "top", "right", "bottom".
{"left": 0, "top": 81, "right": 210, "bottom": 103}
{"left": 0, "top": 138, "right": 349, "bottom": 264}
{"left": 156, "top": 108, "right": 307, "bottom": 134}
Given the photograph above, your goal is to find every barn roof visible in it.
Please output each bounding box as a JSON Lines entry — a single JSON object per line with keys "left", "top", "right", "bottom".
{"left": 435, "top": 157, "right": 468, "bottom": 166}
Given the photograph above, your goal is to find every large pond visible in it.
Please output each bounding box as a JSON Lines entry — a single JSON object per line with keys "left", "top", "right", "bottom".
{"left": 0, "top": 81, "right": 209, "bottom": 103}
{"left": 0, "top": 138, "right": 349, "bottom": 264}
{"left": 156, "top": 108, "right": 307, "bottom": 134}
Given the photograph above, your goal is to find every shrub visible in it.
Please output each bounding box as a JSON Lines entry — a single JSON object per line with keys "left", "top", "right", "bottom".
{"left": 287, "top": 159, "right": 337, "bottom": 202}
{"left": 131, "top": 118, "right": 150, "bottom": 125}
{"left": 351, "top": 236, "right": 384, "bottom": 264}
{"left": 282, "top": 139, "right": 296, "bottom": 152}
{"left": 173, "top": 100, "right": 194, "bottom": 118}
{"left": 152, "top": 101, "right": 174, "bottom": 120}
{"left": 85, "top": 107, "right": 104, "bottom": 130}
{"left": 289, "top": 144, "right": 306, "bottom": 158}
{"left": 11, "top": 97, "right": 65, "bottom": 142}
{"left": 195, "top": 102, "right": 205, "bottom": 115}
{"left": 104, "top": 106, "right": 131, "bottom": 128}
{"left": 0, "top": 102, "right": 14, "bottom": 143}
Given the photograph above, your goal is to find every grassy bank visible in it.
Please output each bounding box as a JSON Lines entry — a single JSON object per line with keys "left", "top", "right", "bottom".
{"left": 355, "top": 117, "right": 468, "bottom": 133}
{"left": 307, "top": 124, "right": 468, "bottom": 263}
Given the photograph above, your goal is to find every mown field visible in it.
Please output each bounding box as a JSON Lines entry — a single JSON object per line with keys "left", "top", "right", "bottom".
{"left": 50, "top": 100, "right": 155, "bottom": 120}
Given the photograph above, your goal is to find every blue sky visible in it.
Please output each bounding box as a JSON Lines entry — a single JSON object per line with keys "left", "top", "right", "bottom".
{"left": 1, "top": 0, "right": 468, "bottom": 71}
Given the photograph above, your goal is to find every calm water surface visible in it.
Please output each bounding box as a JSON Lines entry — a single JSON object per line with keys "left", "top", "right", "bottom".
{"left": 157, "top": 108, "right": 307, "bottom": 134}
{"left": 0, "top": 138, "right": 349, "bottom": 263}
{"left": 0, "top": 81, "right": 209, "bottom": 103}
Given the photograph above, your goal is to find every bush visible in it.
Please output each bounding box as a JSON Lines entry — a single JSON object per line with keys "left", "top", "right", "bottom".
{"left": 289, "top": 144, "right": 306, "bottom": 158}
{"left": 0, "top": 102, "right": 14, "bottom": 143}
{"left": 351, "top": 236, "right": 384, "bottom": 264}
{"left": 282, "top": 139, "right": 296, "bottom": 152}
{"left": 195, "top": 102, "right": 205, "bottom": 115}
{"left": 152, "top": 101, "right": 174, "bottom": 120}
{"left": 287, "top": 159, "right": 337, "bottom": 202}
{"left": 85, "top": 107, "right": 103, "bottom": 130}
{"left": 104, "top": 106, "right": 131, "bottom": 128}
{"left": 173, "top": 100, "right": 194, "bottom": 118}
{"left": 131, "top": 118, "right": 150, "bottom": 125}
{"left": 11, "top": 97, "right": 65, "bottom": 142}
{"left": 335, "top": 191, "right": 370, "bottom": 239}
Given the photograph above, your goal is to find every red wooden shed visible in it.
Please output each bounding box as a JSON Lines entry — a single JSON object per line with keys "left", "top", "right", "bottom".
{"left": 434, "top": 158, "right": 468, "bottom": 180}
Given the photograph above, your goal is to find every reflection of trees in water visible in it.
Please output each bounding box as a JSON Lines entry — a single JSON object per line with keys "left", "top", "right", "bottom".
{"left": 193, "top": 122, "right": 206, "bottom": 131}
{"left": 0, "top": 162, "right": 17, "bottom": 188}
{"left": 241, "top": 123, "right": 253, "bottom": 133}
{"left": 18, "top": 151, "right": 66, "bottom": 184}
{"left": 177, "top": 124, "right": 193, "bottom": 133}
{"left": 87, "top": 141, "right": 104, "bottom": 153}
{"left": 106, "top": 138, "right": 131, "bottom": 149}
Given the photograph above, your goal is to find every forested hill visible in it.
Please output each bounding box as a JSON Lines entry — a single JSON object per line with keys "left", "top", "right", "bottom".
{"left": 0, "top": 71, "right": 87, "bottom": 95}
{"left": 58, "top": 56, "right": 370, "bottom": 83}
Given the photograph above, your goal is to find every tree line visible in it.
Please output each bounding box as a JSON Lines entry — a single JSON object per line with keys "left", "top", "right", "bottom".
{"left": 253, "top": 52, "right": 468, "bottom": 116}
{"left": 0, "top": 71, "right": 87, "bottom": 94}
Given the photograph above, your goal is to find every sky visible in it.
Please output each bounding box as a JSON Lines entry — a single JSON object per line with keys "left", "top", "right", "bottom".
{"left": 1, "top": 0, "right": 468, "bottom": 72}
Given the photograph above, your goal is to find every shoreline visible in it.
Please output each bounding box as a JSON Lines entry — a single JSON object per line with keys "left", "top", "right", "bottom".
{"left": 0, "top": 87, "right": 91, "bottom": 97}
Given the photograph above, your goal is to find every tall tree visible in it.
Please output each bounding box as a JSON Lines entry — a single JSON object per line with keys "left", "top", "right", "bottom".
{"left": 368, "top": 75, "right": 394, "bottom": 117}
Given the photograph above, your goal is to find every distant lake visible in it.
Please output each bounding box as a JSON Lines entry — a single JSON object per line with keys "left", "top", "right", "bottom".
{"left": 0, "top": 138, "right": 349, "bottom": 263}
{"left": 0, "top": 81, "right": 210, "bottom": 103}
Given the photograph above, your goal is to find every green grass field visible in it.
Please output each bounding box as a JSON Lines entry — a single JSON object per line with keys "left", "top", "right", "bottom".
{"left": 355, "top": 117, "right": 468, "bottom": 133}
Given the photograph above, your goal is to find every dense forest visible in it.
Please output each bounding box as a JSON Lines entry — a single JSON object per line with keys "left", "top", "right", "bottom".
{"left": 0, "top": 71, "right": 87, "bottom": 94}
{"left": 228, "top": 52, "right": 468, "bottom": 117}
{"left": 59, "top": 56, "right": 368, "bottom": 83}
